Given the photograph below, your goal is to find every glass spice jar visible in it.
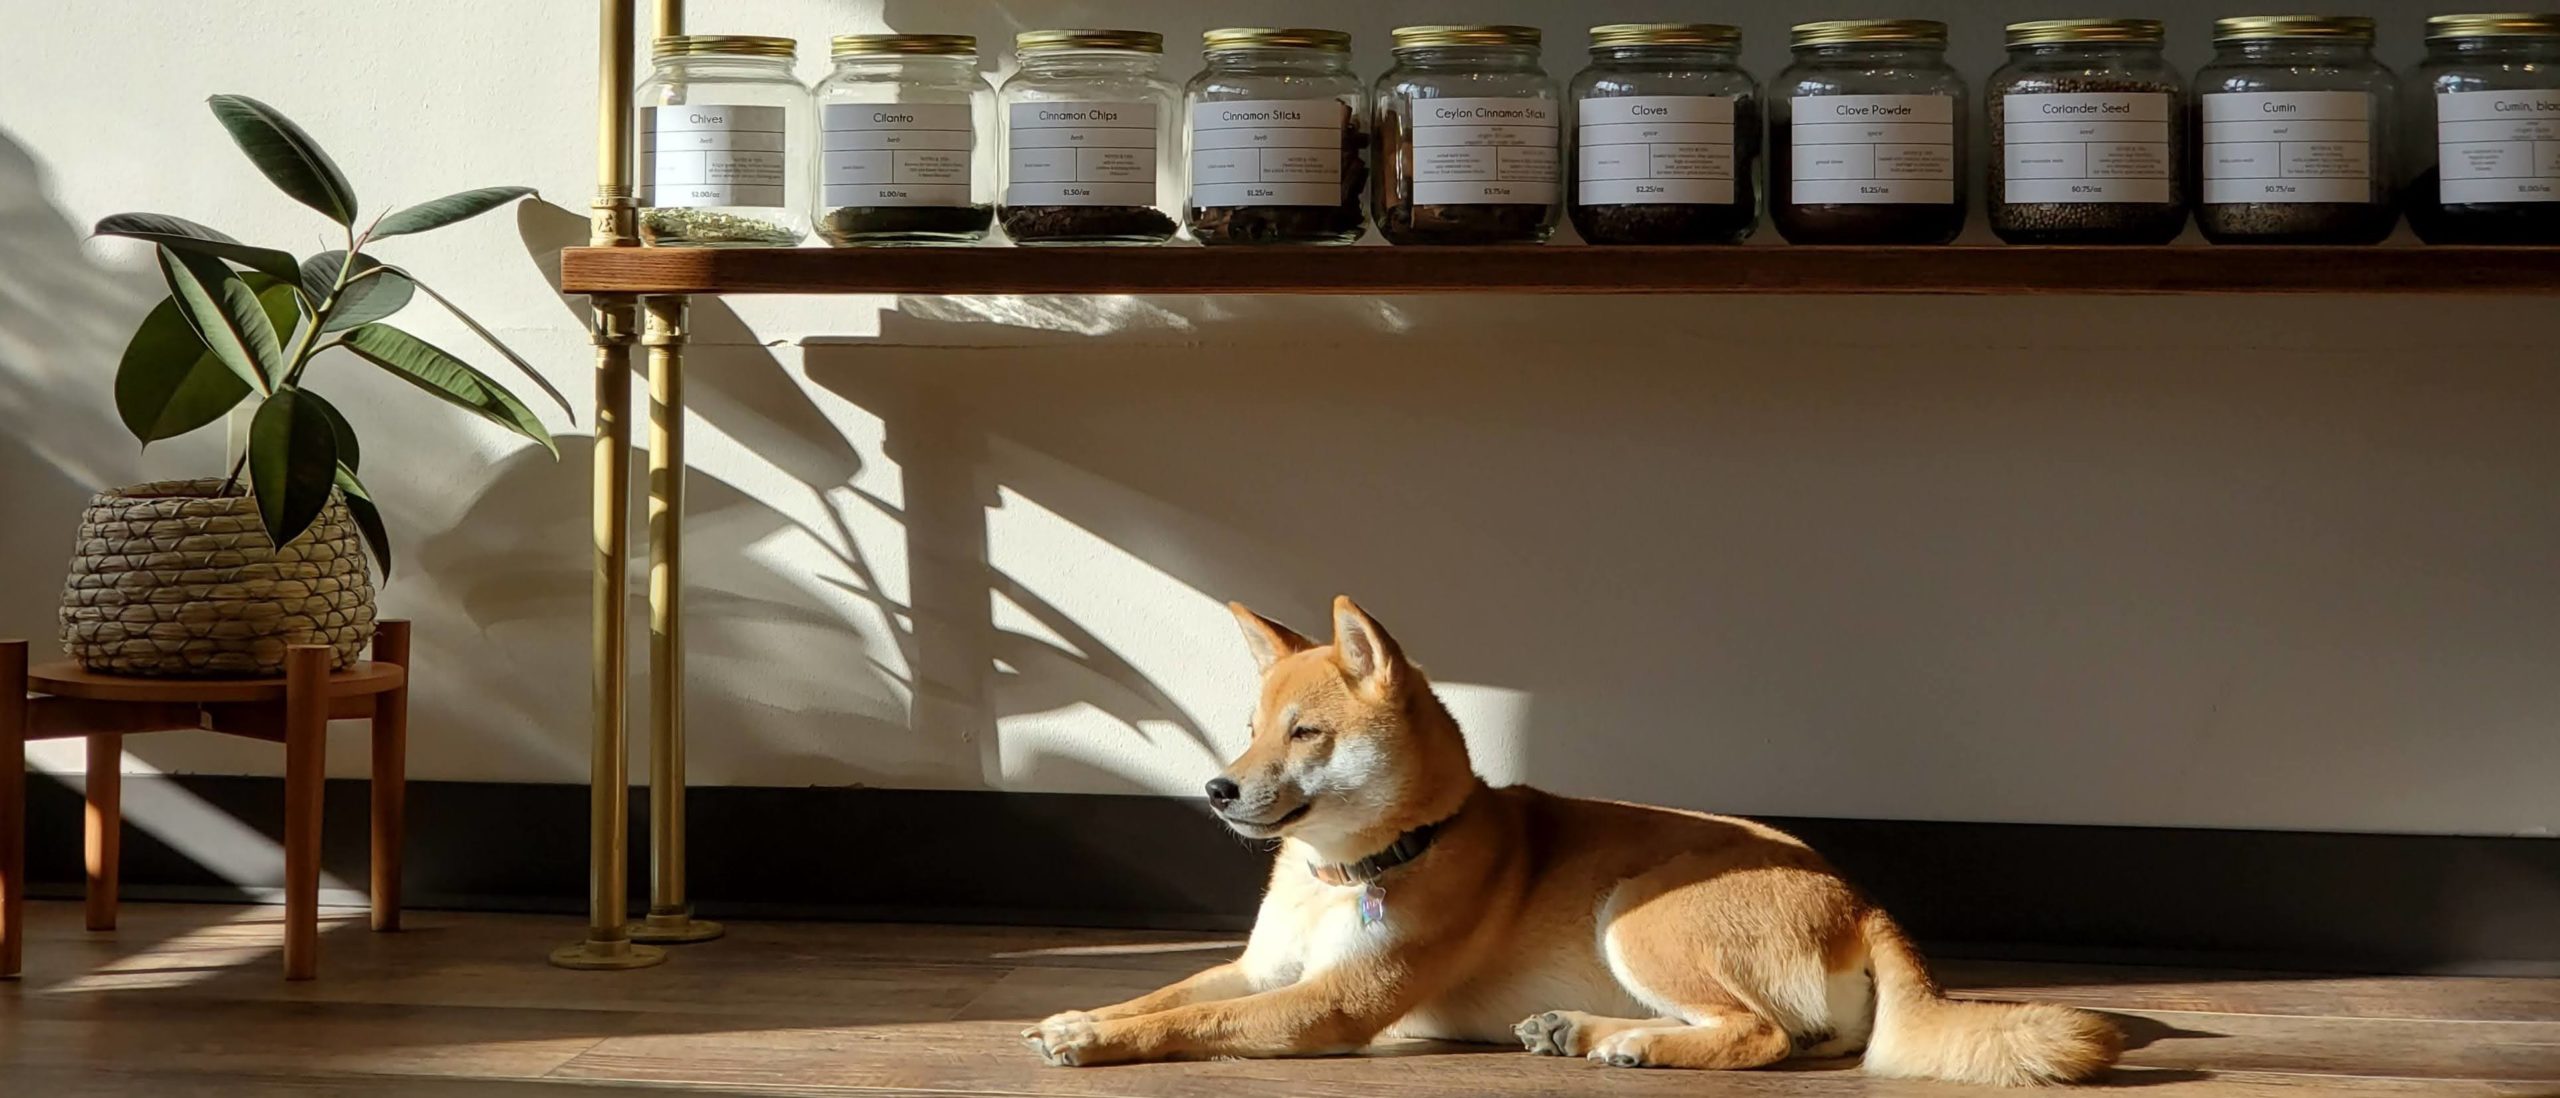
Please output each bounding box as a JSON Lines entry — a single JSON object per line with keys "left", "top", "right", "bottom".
{"left": 1988, "top": 19, "right": 2188, "bottom": 244}
{"left": 638, "top": 35, "right": 812, "bottom": 246}
{"left": 997, "top": 30, "right": 1183, "bottom": 245}
{"left": 2194, "top": 16, "right": 2399, "bottom": 244}
{"left": 1185, "top": 28, "right": 1367, "bottom": 245}
{"left": 1769, "top": 20, "right": 1968, "bottom": 245}
{"left": 1568, "top": 23, "right": 1760, "bottom": 245}
{"left": 2406, "top": 13, "right": 2560, "bottom": 244}
{"left": 1373, "top": 25, "right": 1563, "bottom": 245}
{"left": 810, "top": 35, "right": 994, "bottom": 246}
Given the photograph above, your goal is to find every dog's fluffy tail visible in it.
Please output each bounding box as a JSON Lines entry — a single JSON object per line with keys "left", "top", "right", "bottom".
{"left": 1857, "top": 910, "right": 2121, "bottom": 1086}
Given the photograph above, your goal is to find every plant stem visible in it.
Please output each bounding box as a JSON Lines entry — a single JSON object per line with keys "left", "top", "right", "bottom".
{"left": 217, "top": 446, "right": 249, "bottom": 496}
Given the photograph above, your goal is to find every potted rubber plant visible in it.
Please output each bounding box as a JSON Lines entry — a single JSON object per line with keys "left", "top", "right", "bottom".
{"left": 60, "top": 94, "right": 565, "bottom": 676}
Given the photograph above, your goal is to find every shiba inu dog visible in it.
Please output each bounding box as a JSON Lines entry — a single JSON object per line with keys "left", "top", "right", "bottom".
{"left": 1023, "top": 597, "right": 2121, "bottom": 1086}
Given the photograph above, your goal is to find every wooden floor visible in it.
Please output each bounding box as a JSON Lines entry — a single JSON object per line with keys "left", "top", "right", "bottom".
{"left": 2, "top": 901, "right": 2554, "bottom": 1097}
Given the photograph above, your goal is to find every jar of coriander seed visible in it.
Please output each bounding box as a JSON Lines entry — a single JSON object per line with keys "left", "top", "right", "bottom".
{"left": 639, "top": 35, "right": 812, "bottom": 247}
{"left": 1988, "top": 19, "right": 2187, "bottom": 244}
{"left": 812, "top": 34, "right": 994, "bottom": 246}
{"left": 1568, "top": 23, "right": 1761, "bottom": 245}
{"left": 997, "top": 29, "right": 1183, "bottom": 245}
{"left": 2407, "top": 13, "right": 2560, "bottom": 244}
{"left": 2194, "top": 16, "right": 2399, "bottom": 244}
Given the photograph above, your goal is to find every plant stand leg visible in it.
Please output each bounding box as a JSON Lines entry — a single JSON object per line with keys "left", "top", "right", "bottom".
{"left": 83, "top": 733, "right": 120, "bottom": 931}
{"left": 371, "top": 620, "right": 409, "bottom": 932}
{"left": 0, "top": 640, "right": 26, "bottom": 979}
{"left": 632, "top": 295, "right": 718, "bottom": 947}
{"left": 282, "top": 644, "right": 329, "bottom": 981}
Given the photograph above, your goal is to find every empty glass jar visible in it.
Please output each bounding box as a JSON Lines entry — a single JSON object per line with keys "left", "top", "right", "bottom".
{"left": 1184, "top": 28, "right": 1367, "bottom": 245}
{"left": 997, "top": 30, "right": 1182, "bottom": 245}
{"left": 1988, "top": 19, "right": 2188, "bottom": 244}
{"left": 2406, "top": 13, "right": 2560, "bottom": 244}
{"left": 2194, "top": 16, "right": 2398, "bottom": 244}
{"left": 1769, "top": 20, "right": 1968, "bottom": 245}
{"left": 811, "top": 34, "right": 994, "bottom": 246}
{"left": 637, "top": 35, "right": 811, "bottom": 246}
{"left": 1568, "top": 23, "right": 1760, "bottom": 245}
{"left": 1373, "top": 25, "right": 1563, "bottom": 245}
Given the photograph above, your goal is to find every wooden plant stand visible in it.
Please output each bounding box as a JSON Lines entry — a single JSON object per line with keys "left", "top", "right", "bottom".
{"left": 0, "top": 620, "right": 411, "bottom": 981}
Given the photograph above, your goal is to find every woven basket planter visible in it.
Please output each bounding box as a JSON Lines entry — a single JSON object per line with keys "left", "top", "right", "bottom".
{"left": 59, "top": 478, "right": 377, "bottom": 677}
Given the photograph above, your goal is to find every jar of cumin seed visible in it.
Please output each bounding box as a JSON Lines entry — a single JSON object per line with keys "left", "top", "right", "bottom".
{"left": 1989, "top": 19, "right": 2188, "bottom": 244}
{"left": 2194, "top": 16, "right": 2399, "bottom": 244}
{"left": 2407, "top": 13, "right": 2560, "bottom": 244}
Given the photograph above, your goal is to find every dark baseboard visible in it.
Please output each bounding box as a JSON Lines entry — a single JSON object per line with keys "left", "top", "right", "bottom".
{"left": 21, "top": 775, "right": 2556, "bottom": 975}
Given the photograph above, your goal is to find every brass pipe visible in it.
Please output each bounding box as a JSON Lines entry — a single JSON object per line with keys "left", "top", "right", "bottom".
{"left": 553, "top": 0, "right": 662, "bottom": 972}
{"left": 655, "top": 0, "right": 684, "bottom": 39}
{"left": 632, "top": 296, "right": 720, "bottom": 945}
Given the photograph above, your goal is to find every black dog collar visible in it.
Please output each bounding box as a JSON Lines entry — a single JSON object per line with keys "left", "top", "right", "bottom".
{"left": 1310, "top": 817, "right": 1452, "bottom": 887}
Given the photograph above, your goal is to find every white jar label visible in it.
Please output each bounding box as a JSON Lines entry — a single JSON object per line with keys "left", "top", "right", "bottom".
{"left": 1410, "top": 97, "right": 1560, "bottom": 205}
{"left": 1005, "top": 101, "right": 1156, "bottom": 207}
{"left": 1577, "top": 96, "right": 1736, "bottom": 205}
{"left": 641, "top": 105, "right": 789, "bottom": 208}
{"left": 2000, "top": 92, "right": 2173, "bottom": 203}
{"left": 1191, "top": 98, "right": 1345, "bottom": 208}
{"left": 1788, "top": 94, "right": 1957, "bottom": 204}
{"left": 2201, "top": 91, "right": 2372, "bottom": 203}
{"left": 2436, "top": 89, "right": 2560, "bottom": 204}
{"left": 821, "top": 103, "right": 973, "bottom": 208}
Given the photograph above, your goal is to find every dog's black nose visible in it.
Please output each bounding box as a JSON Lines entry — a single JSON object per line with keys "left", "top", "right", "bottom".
{"left": 1205, "top": 777, "right": 1240, "bottom": 808}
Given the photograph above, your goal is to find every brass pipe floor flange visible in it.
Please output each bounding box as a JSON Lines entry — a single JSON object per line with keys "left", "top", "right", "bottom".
{"left": 629, "top": 910, "right": 726, "bottom": 944}
{"left": 550, "top": 938, "right": 668, "bottom": 971}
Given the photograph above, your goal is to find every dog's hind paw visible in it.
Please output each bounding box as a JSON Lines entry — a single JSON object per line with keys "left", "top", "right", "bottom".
{"left": 1022, "top": 1011, "right": 1098, "bottom": 1067}
{"left": 1514, "top": 1011, "right": 1581, "bottom": 1056}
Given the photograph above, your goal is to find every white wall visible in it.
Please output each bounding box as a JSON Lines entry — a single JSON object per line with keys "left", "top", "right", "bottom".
{"left": 2, "top": 0, "right": 2552, "bottom": 837}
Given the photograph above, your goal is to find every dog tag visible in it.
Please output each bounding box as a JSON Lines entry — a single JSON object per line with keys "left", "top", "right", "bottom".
{"left": 1357, "top": 883, "right": 1386, "bottom": 928}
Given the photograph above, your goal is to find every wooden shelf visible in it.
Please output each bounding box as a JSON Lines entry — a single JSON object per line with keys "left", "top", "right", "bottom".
{"left": 559, "top": 244, "right": 2560, "bottom": 297}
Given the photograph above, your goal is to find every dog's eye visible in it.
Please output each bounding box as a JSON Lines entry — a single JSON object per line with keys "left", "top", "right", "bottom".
{"left": 1289, "top": 725, "right": 1324, "bottom": 743}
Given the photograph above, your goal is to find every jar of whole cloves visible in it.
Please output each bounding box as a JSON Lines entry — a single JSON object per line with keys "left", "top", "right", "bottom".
{"left": 1184, "top": 27, "right": 1367, "bottom": 245}
{"left": 1373, "top": 25, "right": 1563, "bottom": 245}
{"left": 1568, "top": 23, "right": 1761, "bottom": 245}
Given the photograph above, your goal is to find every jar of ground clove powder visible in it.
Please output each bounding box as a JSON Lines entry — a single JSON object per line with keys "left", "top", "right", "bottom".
{"left": 1988, "top": 19, "right": 2187, "bottom": 244}
{"left": 1374, "top": 25, "right": 1563, "bottom": 245}
{"left": 1769, "top": 20, "right": 1968, "bottom": 245}
{"left": 2406, "top": 13, "right": 2560, "bottom": 244}
{"left": 638, "top": 36, "right": 813, "bottom": 246}
{"left": 1568, "top": 23, "right": 1761, "bottom": 245}
{"left": 812, "top": 35, "right": 994, "bottom": 246}
{"left": 2195, "top": 16, "right": 2399, "bottom": 244}
{"left": 1184, "top": 28, "right": 1367, "bottom": 245}
{"left": 997, "top": 30, "right": 1182, "bottom": 245}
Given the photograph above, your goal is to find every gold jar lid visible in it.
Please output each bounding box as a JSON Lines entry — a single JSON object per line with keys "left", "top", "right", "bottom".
{"left": 1203, "top": 27, "right": 1351, "bottom": 52}
{"left": 2426, "top": 12, "right": 2560, "bottom": 39}
{"left": 2212, "top": 15, "right": 2376, "bottom": 43}
{"left": 2007, "top": 18, "right": 2165, "bottom": 46}
{"left": 1391, "top": 25, "right": 1542, "bottom": 50}
{"left": 652, "top": 35, "right": 796, "bottom": 60}
{"left": 1589, "top": 23, "right": 1741, "bottom": 49}
{"left": 1791, "top": 19, "right": 1948, "bottom": 48}
{"left": 830, "top": 34, "right": 975, "bottom": 58}
{"left": 1015, "top": 29, "right": 1162, "bottom": 54}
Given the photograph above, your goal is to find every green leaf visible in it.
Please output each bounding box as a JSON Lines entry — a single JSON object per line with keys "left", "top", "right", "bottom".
{"left": 248, "top": 387, "right": 341, "bottom": 547}
{"left": 335, "top": 462, "right": 392, "bottom": 579}
{"left": 301, "top": 250, "right": 413, "bottom": 331}
{"left": 402, "top": 272, "right": 575, "bottom": 420}
{"left": 93, "top": 212, "right": 302, "bottom": 282}
{"left": 208, "top": 94, "right": 357, "bottom": 226}
{"left": 340, "top": 324, "right": 556, "bottom": 456}
{"left": 114, "top": 275, "right": 300, "bottom": 443}
{"left": 372, "top": 186, "right": 535, "bottom": 239}
{"left": 303, "top": 387, "right": 360, "bottom": 472}
{"left": 156, "top": 245, "right": 286, "bottom": 392}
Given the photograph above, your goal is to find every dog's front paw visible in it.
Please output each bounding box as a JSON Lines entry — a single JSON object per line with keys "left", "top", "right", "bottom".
{"left": 1020, "top": 1011, "right": 1099, "bottom": 1067}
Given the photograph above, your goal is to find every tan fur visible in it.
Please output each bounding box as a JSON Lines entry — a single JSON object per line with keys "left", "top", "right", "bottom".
{"left": 1022, "top": 597, "right": 2120, "bottom": 1086}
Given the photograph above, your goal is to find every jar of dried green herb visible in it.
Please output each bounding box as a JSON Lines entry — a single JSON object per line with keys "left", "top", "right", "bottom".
{"left": 2195, "top": 16, "right": 2399, "bottom": 244}
{"left": 638, "top": 35, "right": 812, "bottom": 247}
{"left": 1374, "top": 25, "right": 1563, "bottom": 245}
{"left": 2407, "top": 13, "right": 2560, "bottom": 244}
{"left": 1568, "top": 23, "right": 1760, "bottom": 245}
{"left": 997, "top": 30, "right": 1182, "bottom": 245}
{"left": 1988, "top": 19, "right": 2187, "bottom": 244}
{"left": 811, "top": 35, "right": 993, "bottom": 246}
{"left": 1184, "top": 28, "right": 1367, "bottom": 245}
{"left": 1769, "top": 20, "right": 1968, "bottom": 245}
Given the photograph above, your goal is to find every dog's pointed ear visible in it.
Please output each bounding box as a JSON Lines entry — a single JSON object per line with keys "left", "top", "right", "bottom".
{"left": 1331, "top": 595, "right": 1403, "bottom": 694}
{"left": 1230, "top": 602, "right": 1315, "bottom": 673}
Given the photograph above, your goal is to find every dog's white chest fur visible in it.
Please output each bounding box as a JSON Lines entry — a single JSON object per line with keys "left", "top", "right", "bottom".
{"left": 1238, "top": 879, "right": 1385, "bottom": 991}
